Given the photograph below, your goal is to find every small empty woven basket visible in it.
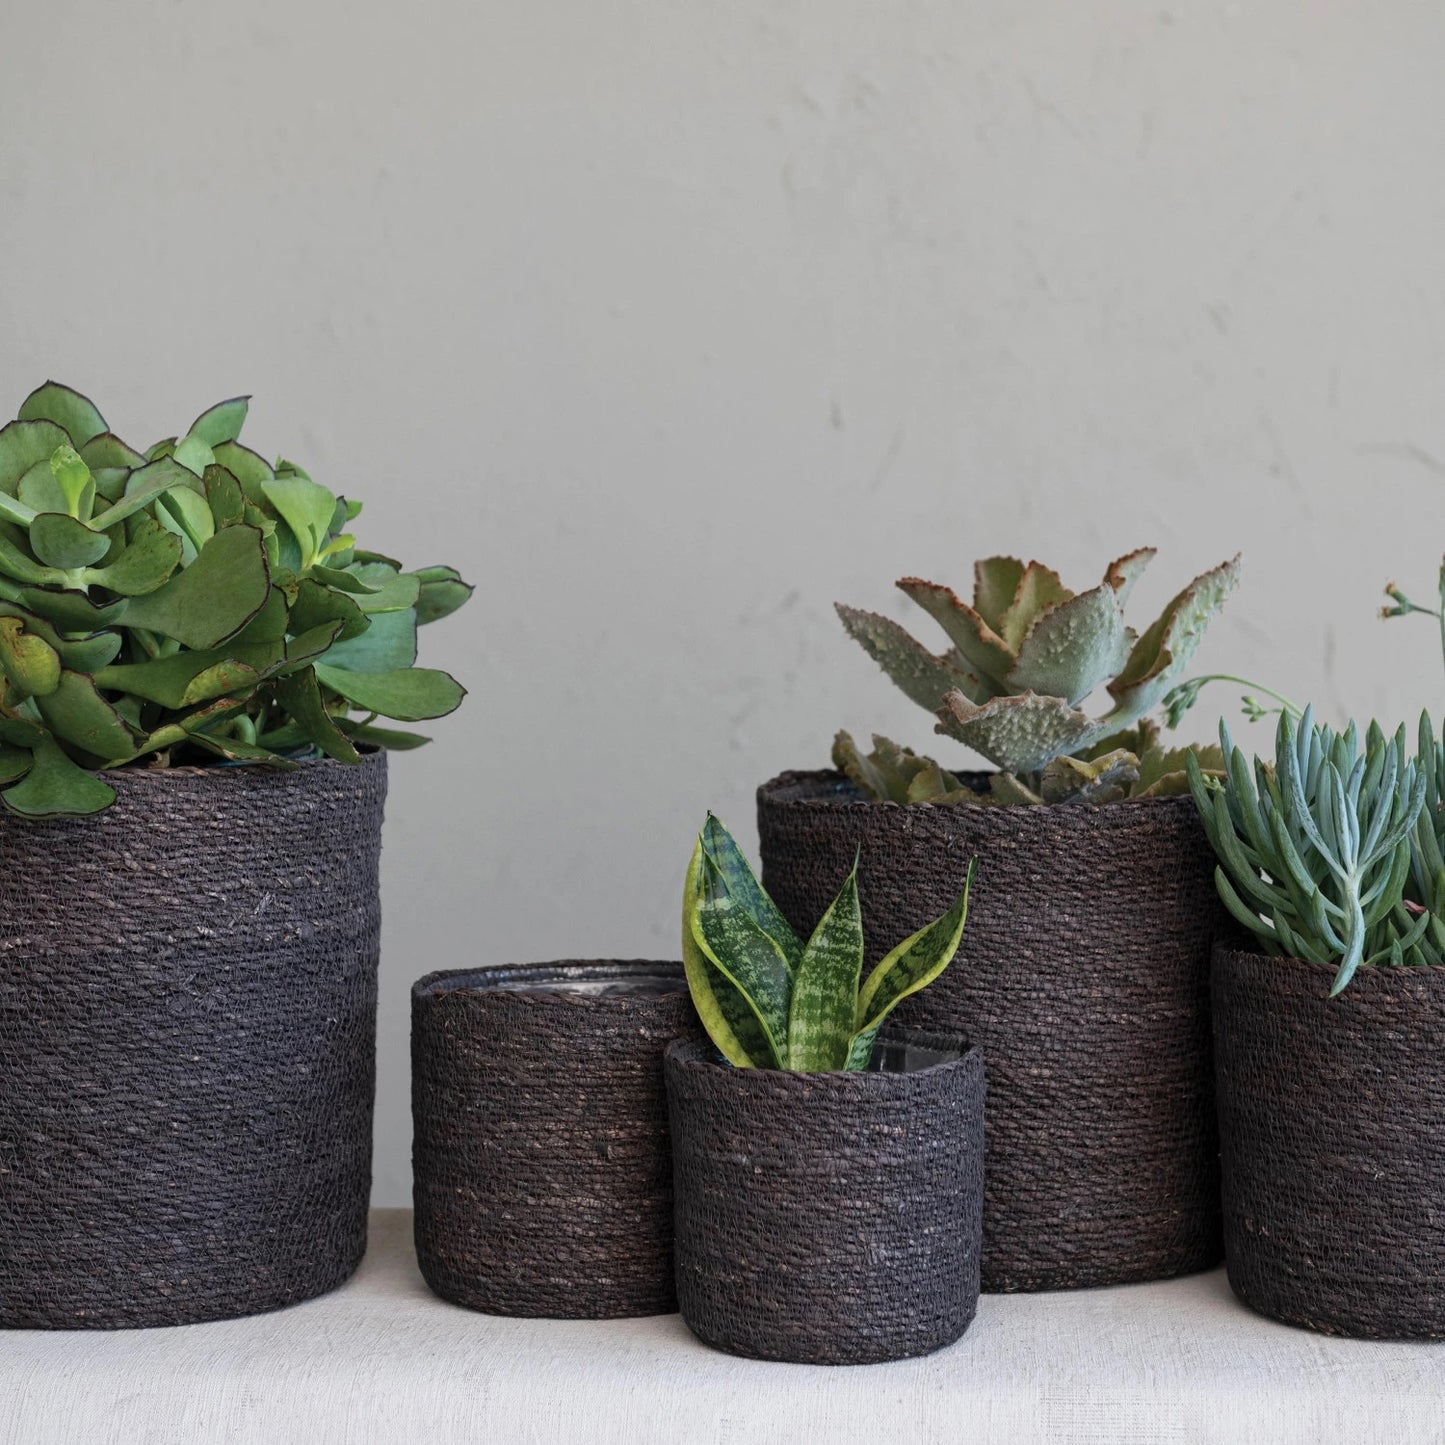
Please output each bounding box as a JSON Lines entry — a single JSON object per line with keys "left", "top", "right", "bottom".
{"left": 666, "top": 1028, "right": 985, "bottom": 1365}
{"left": 1213, "top": 947, "right": 1445, "bottom": 1339}
{"left": 411, "top": 960, "right": 700, "bottom": 1319}
{"left": 757, "top": 769, "right": 1225, "bottom": 1293}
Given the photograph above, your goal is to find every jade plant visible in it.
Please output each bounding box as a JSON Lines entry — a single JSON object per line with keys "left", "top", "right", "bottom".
{"left": 835, "top": 550, "right": 1239, "bottom": 804}
{"left": 1187, "top": 706, "right": 1443, "bottom": 996}
{"left": 0, "top": 382, "right": 471, "bottom": 817}
{"left": 682, "top": 813, "right": 974, "bottom": 1070}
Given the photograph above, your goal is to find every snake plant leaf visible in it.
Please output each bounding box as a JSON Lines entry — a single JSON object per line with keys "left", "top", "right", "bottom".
{"left": 187, "top": 396, "right": 250, "bottom": 447}
{"left": 80, "top": 433, "right": 148, "bottom": 470}
{"left": 312, "top": 662, "right": 464, "bottom": 721}
{"left": 29, "top": 514, "right": 111, "bottom": 570}
{"left": 82, "top": 518, "right": 183, "bottom": 596}
{"left": 853, "top": 859, "right": 974, "bottom": 1045}
{"left": 275, "top": 667, "right": 362, "bottom": 764}
{"left": 290, "top": 577, "right": 368, "bottom": 642}
{"left": 785, "top": 865, "right": 864, "bottom": 1070}
{"left": 0, "top": 743, "right": 31, "bottom": 786}
{"left": 120, "top": 524, "right": 271, "bottom": 648}
{"left": 0, "top": 618, "right": 62, "bottom": 698}
{"left": 836, "top": 603, "right": 984, "bottom": 711}
{"left": 1103, "top": 547, "right": 1156, "bottom": 607}
{"left": 691, "top": 848, "right": 792, "bottom": 1065}
{"left": 1107, "top": 555, "right": 1242, "bottom": 724}
{"left": 18, "top": 383, "right": 107, "bottom": 446}
{"left": 36, "top": 671, "right": 137, "bottom": 760}
{"left": 681, "top": 840, "right": 782, "bottom": 1068}
{"left": 700, "top": 812, "right": 802, "bottom": 968}
{"left": 935, "top": 689, "right": 1108, "bottom": 775}
{"left": 413, "top": 566, "right": 475, "bottom": 625}
{"left": 895, "top": 579, "right": 1015, "bottom": 691}
{"left": 972, "top": 556, "right": 1026, "bottom": 632}
{"left": 1, "top": 735, "right": 115, "bottom": 817}
{"left": 1008, "top": 584, "right": 1133, "bottom": 704}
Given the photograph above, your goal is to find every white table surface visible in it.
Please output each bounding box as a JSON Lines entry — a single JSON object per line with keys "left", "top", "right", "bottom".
{"left": 4, "top": 1208, "right": 1444, "bottom": 1444}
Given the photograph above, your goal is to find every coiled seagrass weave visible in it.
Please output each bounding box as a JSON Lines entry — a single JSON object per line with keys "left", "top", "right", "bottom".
{"left": 757, "top": 770, "right": 1225, "bottom": 1293}
{"left": 0, "top": 752, "right": 387, "bottom": 1330}
{"left": 666, "top": 1028, "right": 985, "bottom": 1365}
{"left": 1213, "top": 948, "right": 1445, "bottom": 1339}
{"left": 412, "top": 960, "right": 701, "bottom": 1319}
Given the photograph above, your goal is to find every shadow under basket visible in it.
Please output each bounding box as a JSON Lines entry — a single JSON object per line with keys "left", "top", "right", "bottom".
{"left": 411, "top": 960, "right": 701, "bottom": 1319}
{"left": 756, "top": 769, "right": 1225, "bottom": 1293}
{"left": 0, "top": 751, "right": 388, "bottom": 1330}
{"left": 665, "top": 1028, "right": 985, "bottom": 1365}
{"left": 1213, "top": 947, "right": 1445, "bottom": 1339}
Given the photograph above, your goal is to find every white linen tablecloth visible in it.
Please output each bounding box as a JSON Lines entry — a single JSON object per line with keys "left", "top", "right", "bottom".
{"left": 4, "top": 1209, "right": 1443, "bottom": 1444}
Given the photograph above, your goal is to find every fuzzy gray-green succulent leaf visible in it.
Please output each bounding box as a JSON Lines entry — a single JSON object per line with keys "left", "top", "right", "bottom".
{"left": 935, "top": 689, "right": 1110, "bottom": 776}
{"left": 835, "top": 603, "right": 986, "bottom": 711}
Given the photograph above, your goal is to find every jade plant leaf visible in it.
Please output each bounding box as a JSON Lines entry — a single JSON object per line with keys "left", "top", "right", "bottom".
{"left": 323, "top": 608, "right": 417, "bottom": 674}
{"left": 414, "top": 566, "right": 475, "bottom": 625}
{"left": 0, "top": 419, "right": 71, "bottom": 496}
{"left": 120, "top": 525, "right": 270, "bottom": 648}
{"left": 29, "top": 514, "right": 111, "bottom": 570}
{"left": 312, "top": 663, "right": 465, "bottom": 721}
{"left": 0, "top": 617, "right": 61, "bottom": 698}
{"left": 2, "top": 736, "right": 116, "bottom": 817}
{"left": 275, "top": 666, "right": 362, "bottom": 764}
{"left": 187, "top": 396, "right": 250, "bottom": 447}
{"left": 83, "top": 519, "right": 183, "bottom": 596}
{"left": 17, "top": 382, "right": 107, "bottom": 446}
{"left": 35, "top": 670, "right": 137, "bottom": 760}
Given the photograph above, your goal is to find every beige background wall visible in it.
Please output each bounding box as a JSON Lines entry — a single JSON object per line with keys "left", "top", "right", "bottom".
{"left": 4, "top": 1, "right": 1444, "bottom": 1204}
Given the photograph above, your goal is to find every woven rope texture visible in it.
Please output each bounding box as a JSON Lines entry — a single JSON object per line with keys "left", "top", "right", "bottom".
{"left": 666, "top": 1029, "right": 985, "bottom": 1365}
{"left": 1213, "top": 947, "right": 1445, "bottom": 1338}
{"left": 756, "top": 770, "right": 1224, "bottom": 1293}
{"left": 412, "top": 960, "right": 701, "bottom": 1319}
{"left": 0, "top": 752, "right": 387, "bottom": 1329}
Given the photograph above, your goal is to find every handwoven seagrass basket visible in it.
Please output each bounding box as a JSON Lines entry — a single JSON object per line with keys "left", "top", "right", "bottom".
{"left": 1213, "top": 947, "right": 1445, "bottom": 1339}
{"left": 665, "top": 1028, "right": 985, "bottom": 1365}
{"left": 0, "top": 751, "right": 387, "bottom": 1330}
{"left": 757, "top": 769, "right": 1225, "bottom": 1293}
{"left": 411, "top": 960, "right": 700, "bottom": 1319}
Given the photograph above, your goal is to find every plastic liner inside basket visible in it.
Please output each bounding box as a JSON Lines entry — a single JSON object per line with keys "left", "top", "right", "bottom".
{"left": 415, "top": 964, "right": 687, "bottom": 998}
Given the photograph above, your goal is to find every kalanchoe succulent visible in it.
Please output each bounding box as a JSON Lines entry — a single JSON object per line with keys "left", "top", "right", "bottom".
{"left": 1188, "top": 706, "right": 1442, "bottom": 996}
{"left": 682, "top": 814, "right": 973, "bottom": 1070}
{"left": 0, "top": 382, "right": 472, "bottom": 817}
{"left": 835, "top": 550, "right": 1238, "bottom": 804}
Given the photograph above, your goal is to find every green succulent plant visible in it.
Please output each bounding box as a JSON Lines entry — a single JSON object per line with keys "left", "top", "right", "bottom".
{"left": 1382, "top": 559, "right": 1445, "bottom": 673}
{"left": 833, "top": 718, "right": 1224, "bottom": 807}
{"left": 682, "top": 814, "right": 974, "bottom": 1070}
{"left": 0, "top": 381, "right": 472, "bottom": 817}
{"left": 1187, "top": 706, "right": 1443, "bottom": 996}
{"left": 836, "top": 550, "right": 1239, "bottom": 804}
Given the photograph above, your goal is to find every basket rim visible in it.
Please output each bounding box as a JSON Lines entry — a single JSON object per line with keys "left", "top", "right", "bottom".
{"left": 664, "top": 1026, "right": 980, "bottom": 1084}
{"left": 1213, "top": 944, "right": 1445, "bottom": 987}
{"left": 413, "top": 958, "right": 689, "bottom": 1001}
{"left": 756, "top": 766, "right": 1201, "bottom": 817}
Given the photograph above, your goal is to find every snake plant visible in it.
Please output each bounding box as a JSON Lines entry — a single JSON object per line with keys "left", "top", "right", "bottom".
{"left": 837, "top": 550, "right": 1239, "bottom": 803}
{"left": 1188, "top": 707, "right": 1438, "bottom": 995}
{"left": 682, "top": 814, "right": 974, "bottom": 1070}
{"left": 0, "top": 382, "right": 471, "bottom": 817}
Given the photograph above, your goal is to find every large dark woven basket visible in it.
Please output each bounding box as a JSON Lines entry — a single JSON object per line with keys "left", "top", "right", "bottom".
{"left": 412, "top": 960, "right": 701, "bottom": 1319}
{"left": 757, "top": 769, "right": 1225, "bottom": 1293}
{"left": 666, "top": 1028, "right": 985, "bottom": 1365}
{"left": 0, "top": 752, "right": 387, "bottom": 1330}
{"left": 1214, "top": 947, "right": 1445, "bottom": 1339}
